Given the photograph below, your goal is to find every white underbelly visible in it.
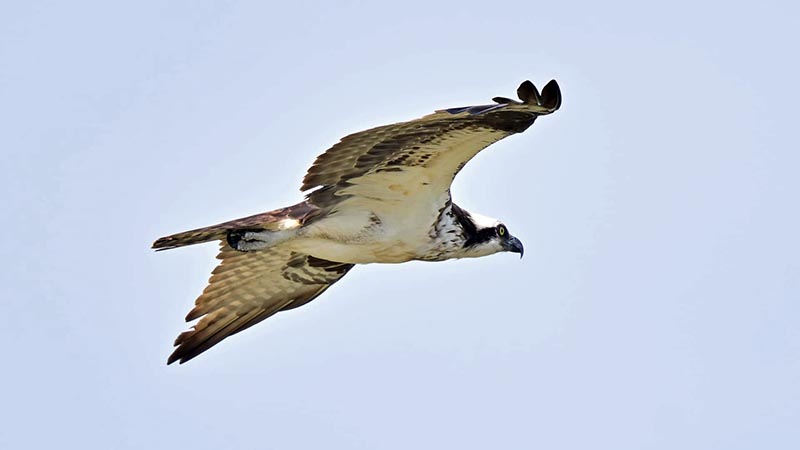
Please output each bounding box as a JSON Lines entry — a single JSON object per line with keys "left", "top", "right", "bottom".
{"left": 292, "top": 210, "right": 436, "bottom": 264}
{"left": 290, "top": 238, "right": 424, "bottom": 264}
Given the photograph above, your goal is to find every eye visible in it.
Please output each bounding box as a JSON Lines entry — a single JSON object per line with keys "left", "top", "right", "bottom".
{"left": 497, "top": 225, "right": 507, "bottom": 237}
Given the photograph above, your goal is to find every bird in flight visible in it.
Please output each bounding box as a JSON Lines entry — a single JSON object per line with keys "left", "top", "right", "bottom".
{"left": 153, "top": 79, "right": 562, "bottom": 364}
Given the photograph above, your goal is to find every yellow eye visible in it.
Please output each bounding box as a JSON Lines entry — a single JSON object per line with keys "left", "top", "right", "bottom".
{"left": 498, "top": 225, "right": 506, "bottom": 236}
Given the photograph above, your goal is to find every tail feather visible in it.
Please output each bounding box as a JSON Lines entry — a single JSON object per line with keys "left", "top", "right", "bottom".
{"left": 152, "top": 225, "right": 228, "bottom": 251}
{"left": 152, "top": 201, "right": 320, "bottom": 251}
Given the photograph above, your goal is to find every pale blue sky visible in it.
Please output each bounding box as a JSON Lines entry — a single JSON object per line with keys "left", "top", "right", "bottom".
{"left": 2, "top": 1, "right": 798, "bottom": 449}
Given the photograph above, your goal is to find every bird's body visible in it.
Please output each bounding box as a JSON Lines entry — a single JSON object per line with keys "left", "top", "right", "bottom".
{"left": 252, "top": 201, "right": 495, "bottom": 264}
{"left": 153, "top": 79, "right": 562, "bottom": 364}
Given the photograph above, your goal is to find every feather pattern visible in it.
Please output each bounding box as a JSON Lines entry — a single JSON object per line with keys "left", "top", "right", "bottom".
{"left": 299, "top": 80, "right": 561, "bottom": 256}
{"left": 302, "top": 79, "right": 561, "bottom": 198}
{"left": 168, "top": 243, "right": 353, "bottom": 364}
{"left": 153, "top": 79, "right": 562, "bottom": 364}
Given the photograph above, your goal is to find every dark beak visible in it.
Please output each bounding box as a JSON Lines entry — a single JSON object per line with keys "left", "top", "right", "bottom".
{"left": 504, "top": 236, "right": 524, "bottom": 259}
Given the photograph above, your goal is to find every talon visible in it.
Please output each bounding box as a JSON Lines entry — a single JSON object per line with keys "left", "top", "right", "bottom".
{"left": 226, "top": 230, "right": 245, "bottom": 251}
{"left": 226, "top": 229, "right": 264, "bottom": 252}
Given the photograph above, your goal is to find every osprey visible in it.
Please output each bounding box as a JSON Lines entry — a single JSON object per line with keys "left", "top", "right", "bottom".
{"left": 153, "top": 79, "right": 562, "bottom": 364}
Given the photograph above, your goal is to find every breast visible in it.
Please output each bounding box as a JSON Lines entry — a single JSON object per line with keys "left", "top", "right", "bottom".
{"left": 294, "top": 207, "right": 442, "bottom": 264}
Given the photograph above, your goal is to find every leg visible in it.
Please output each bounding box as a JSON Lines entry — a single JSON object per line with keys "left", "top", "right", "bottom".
{"left": 226, "top": 228, "right": 290, "bottom": 252}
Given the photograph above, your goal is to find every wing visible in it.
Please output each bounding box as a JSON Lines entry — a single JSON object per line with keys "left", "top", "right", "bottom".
{"left": 167, "top": 244, "right": 353, "bottom": 364}
{"left": 302, "top": 80, "right": 561, "bottom": 213}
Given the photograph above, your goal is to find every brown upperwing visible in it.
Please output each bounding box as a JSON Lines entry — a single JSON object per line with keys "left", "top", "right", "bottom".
{"left": 301, "top": 80, "right": 561, "bottom": 198}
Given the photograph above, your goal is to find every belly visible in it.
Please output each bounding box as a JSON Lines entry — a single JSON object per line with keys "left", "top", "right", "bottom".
{"left": 292, "top": 212, "right": 436, "bottom": 264}
{"left": 290, "top": 238, "right": 423, "bottom": 264}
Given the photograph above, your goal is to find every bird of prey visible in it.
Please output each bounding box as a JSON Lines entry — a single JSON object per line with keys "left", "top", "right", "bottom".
{"left": 153, "top": 79, "right": 562, "bottom": 364}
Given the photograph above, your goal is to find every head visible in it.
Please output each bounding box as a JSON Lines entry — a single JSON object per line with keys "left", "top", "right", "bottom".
{"left": 451, "top": 204, "right": 524, "bottom": 259}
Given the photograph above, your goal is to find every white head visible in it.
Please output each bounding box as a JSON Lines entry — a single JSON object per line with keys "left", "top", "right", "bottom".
{"left": 450, "top": 204, "right": 524, "bottom": 259}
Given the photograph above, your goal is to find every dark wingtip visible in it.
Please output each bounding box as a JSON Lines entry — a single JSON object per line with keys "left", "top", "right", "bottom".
{"left": 540, "top": 79, "right": 562, "bottom": 110}
{"left": 167, "top": 344, "right": 192, "bottom": 365}
{"left": 513, "top": 79, "right": 561, "bottom": 111}
{"left": 517, "top": 80, "right": 541, "bottom": 105}
{"left": 167, "top": 355, "right": 187, "bottom": 365}
{"left": 492, "top": 96, "right": 519, "bottom": 104}
{"left": 167, "top": 349, "right": 181, "bottom": 365}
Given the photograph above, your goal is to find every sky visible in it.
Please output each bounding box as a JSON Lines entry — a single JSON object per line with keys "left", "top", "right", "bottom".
{"left": 1, "top": 1, "right": 798, "bottom": 448}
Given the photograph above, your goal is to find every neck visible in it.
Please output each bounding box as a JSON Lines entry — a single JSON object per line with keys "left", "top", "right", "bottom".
{"left": 449, "top": 203, "right": 478, "bottom": 240}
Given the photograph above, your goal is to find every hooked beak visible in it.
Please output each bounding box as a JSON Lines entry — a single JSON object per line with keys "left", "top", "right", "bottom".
{"left": 503, "top": 236, "right": 524, "bottom": 259}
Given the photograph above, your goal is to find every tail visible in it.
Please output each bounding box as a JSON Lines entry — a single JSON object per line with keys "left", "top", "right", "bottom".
{"left": 152, "top": 223, "right": 229, "bottom": 251}
{"left": 152, "top": 202, "right": 320, "bottom": 251}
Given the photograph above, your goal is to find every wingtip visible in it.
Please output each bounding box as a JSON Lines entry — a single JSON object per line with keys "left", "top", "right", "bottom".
{"left": 166, "top": 356, "right": 186, "bottom": 365}
{"left": 517, "top": 80, "right": 541, "bottom": 105}
{"left": 167, "top": 347, "right": 180, "bottom": 364}
{"left": 541, "top": 79, "right": 562, "bottom": 111}
{"left": 167, "top": 345, "right": 191, "bottom": 365}
{"left": 516, "top": 79, "right": 561, "bottom": 112}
